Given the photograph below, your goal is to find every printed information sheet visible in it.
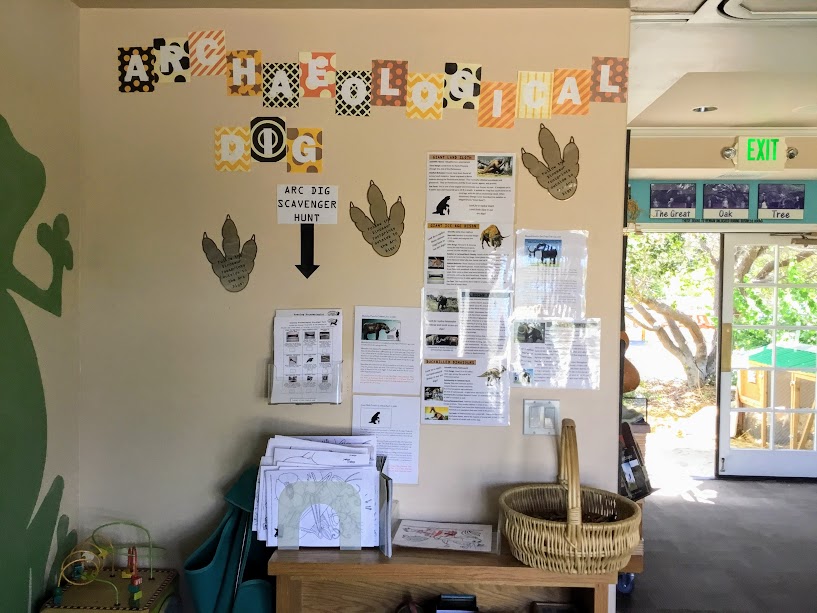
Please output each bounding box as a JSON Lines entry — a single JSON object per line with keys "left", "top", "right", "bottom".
{"left": 514, "top": 230, "right": 588, "bottom": 319}
{"left": 427, "top": 153, "right": 516, "bottom": 222}
{"left": 270, "top": 308, "right": 343, "bottom": 404}
{"left": 422, "top": 358, "right": 510, "bottom": 426}
{"left": 509, "top": 319, "right": 601, "bottom": 389}
{"left": 353, "top": 395, "right": 420, "bottom": 485}
{"left": 425, "top": 223, "right": 514, "bottom": 291}
{"left": 423, "top": 290, "right": 512, "bottom": 360}
{"left": 353, "top": 306, "right": 422, "bottom": 395}
{"left": 393, "top": 520, "right": 492, "bottom": 552}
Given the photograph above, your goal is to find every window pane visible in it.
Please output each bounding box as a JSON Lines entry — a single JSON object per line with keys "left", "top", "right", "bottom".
{"left": 734, "top": 246, "right": 775, "bottom": 284}
{"left": 733, "top": 287, "right": 774, "bottom": 326}
{"left": 773, "top": 370, "right": 816, "bottom": 410}
{"left": 730, "top": 411, "right": 770, "bottom": 449}
{"left": 732, "top": 329, "right": 773, "bottom": 368}
{"left": 773, "top": 412, "right": 816, "bottom": 451}
{"left": 777, "top": 246, "right": 817, "bottom": 285}
{"left": 777, "top": 288, "right": 817, "bottom": 327}
{"left": 732, "top": 369, "right": 771, "bottom": 409}
{"left": 775, "top": 331, "right": 817, "bottom": 368}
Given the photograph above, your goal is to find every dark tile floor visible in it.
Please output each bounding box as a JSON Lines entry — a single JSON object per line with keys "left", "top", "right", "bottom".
{"left": 617, "top": 479, "right": 817, "bottom": 613}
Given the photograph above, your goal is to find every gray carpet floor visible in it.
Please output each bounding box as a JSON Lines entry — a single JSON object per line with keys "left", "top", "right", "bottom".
{"left": 616, "top": 479, "right": 817, "bottom": 613}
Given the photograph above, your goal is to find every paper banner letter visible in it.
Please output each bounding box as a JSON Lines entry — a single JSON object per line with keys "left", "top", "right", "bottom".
{"left": 336, "top": 70, "right": 371, "bottom": 116}
{"left": 118, "top": 47, "right": 155, "bottom": 93}
{"left": 263, "top": 62, "right": 300, "bottom": 108}
{"left": 371, "top": 60, "right": 408, "bottom": 106}
{"left": 299, "top": 51, "right": 336, "bottom": 98}
{"left": 443, "top": 62, "right": 481, "bottom": 110}
{"left": 215, "top": 127, "right": 251, "bottom": 171}
{"left": 227, "top": 50, "right": 262, "bottom": 96}
{"left": 516, "top": 71, "right": 553, "bottom": 119}
{"left": 406, "top": 73, "right": 444, "bottom": 120}
{"left": 478, "top": 82, "right": 517, "bottom": 129}
{"left": 250, "top": 117, "right": 286, "bottom": 163}
{"left": 551, "top": 69, "right": 591, "bottom": 116}
{"left": 521, "top": 124, "right": 580, "bottom": 200}
{"left": 188, "top": 30, "right": 226, "bottom": 76}
{"left": 286, "top": 128, "right": 323, "bottom": 173}
{"left": 350, "top": 181, "right": 405, "bottom": 257}
{"left": 591, "top": 56, "right": 628, "bottom": 103}
{"left": 153, "top": 37, "right": 190, "bottom": 84}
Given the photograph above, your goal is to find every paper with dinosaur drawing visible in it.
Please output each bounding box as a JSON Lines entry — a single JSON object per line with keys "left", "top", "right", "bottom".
{"left": 514, "top": 229, "right": 588, "bottom": 319}
{"left": 353, "top": 306, "right": 422, "bottom": 395}
{"left": 509, "top": 318, "right": 600, "bottom": 389}
{"left": 394, "top": 520, "right": 492, "bottom": 552}
{"left": 421, "top": 356, "right": 509, "bottom": 426}
{"left": 353, "top": 395, "right": 420, "bottom": 485}
{"left": 426, "top": 153, "right": 516, "bottom": 222}
{"left": 270, "top": 308, "right": 343, "bottom": 404}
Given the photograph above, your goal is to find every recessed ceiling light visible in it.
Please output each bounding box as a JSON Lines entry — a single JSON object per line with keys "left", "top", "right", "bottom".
{"left": 692, "top": 106, "right": 718, "bottom": 113}
{"left": 793, "top": 104, "right": 817, "bottom": 115}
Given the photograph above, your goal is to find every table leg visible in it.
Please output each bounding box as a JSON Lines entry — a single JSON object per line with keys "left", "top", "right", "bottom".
{"left": 593, "top": 582, "right": 609, "bottom": 613}
{"left": 275, "top": 575, "right": 301, "bottom": 613}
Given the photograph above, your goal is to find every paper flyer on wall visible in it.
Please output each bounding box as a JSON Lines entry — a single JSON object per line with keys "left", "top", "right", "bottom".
{"left": 427, "top": 153, "right": 516, "bottom": 222}
{"left": 425, "top": 223, "right": 515, "bottom": 291}
{"left": 270, "top": 308, "right": 343, "bottom": 404}
{"left": 353, "top": 306, "right": 422, "bottom": 395}
{"left": 514, "top": 230, "right": 588, "bottom": 319}
{"left": 353, "top": 395, "right": 420, "bottom": 485}
{"left": 510, "top": 318, "right": 601, "bottom": 389}
{"left": 422, "top": 357, "right": 510, "bottom": 425}
{"left": 423, "top": 289, "right": 512, "bottom": 360}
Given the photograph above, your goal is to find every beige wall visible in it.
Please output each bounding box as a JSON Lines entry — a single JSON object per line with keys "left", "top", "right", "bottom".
{"left": 78, "top": 8, "right": 629, "bottom": 563}
{"left": 0, "top": 0, "right": 80, "bottom": 589}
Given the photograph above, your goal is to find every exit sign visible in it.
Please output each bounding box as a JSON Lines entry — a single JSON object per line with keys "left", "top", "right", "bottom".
{"left": 736, "top": 136, "right": 787, "bottom": 171}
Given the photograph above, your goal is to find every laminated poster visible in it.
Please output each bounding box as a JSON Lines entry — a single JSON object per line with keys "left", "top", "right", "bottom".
{"left": 270, "top": 308, "right": 343, "bottom": 404}
{"left": 427, "top": 153, "right": 516, "bottom": 222}
{"left": 424, "top": 223, "right": 514, "bottom": 291}
{"left": 514, "top": 230, "right": 588, "bottom": 319}
{"left": 353, "top": 395, "right": 420, "bottom": 485}
{"left": 353, "top": 306, "right": 422, "bottom": 396}
{"left": 509, "top": 318, "right": 601, "bottom": 389}
{"left": 422, "top": 357, "right": 509, "bottom": 426}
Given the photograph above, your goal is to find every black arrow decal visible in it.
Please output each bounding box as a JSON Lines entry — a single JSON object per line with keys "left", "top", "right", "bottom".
{"left": 295, "top": 224, "right": 319, "bottom": 278}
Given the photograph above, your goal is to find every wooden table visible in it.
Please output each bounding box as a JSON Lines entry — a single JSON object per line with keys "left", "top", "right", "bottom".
{"left": 268, "top": 546, "right": 616, "bottom": 612}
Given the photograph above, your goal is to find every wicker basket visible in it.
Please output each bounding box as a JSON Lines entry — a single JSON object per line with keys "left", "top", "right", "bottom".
{"left": 499, "top": 418, "right": 641, "bottom": 574}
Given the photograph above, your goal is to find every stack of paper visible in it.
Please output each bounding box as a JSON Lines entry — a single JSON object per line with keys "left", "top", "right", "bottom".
{"left": 252, "top": 435, "right": 382, "bottom": 548}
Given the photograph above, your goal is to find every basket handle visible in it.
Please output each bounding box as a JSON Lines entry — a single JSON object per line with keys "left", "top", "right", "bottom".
{"left": 557, "top": 418, "right": 582, "bottom": 548}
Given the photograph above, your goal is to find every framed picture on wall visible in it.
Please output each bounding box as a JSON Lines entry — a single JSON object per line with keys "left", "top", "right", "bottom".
{"left": 758, "top": 183, "right": 806, "bottom": 220}
{"left": 649, "top": 183, "right": 696, "bottom": 220}
{"left": 703, "top": 183, "right": 749, "bottom": 220}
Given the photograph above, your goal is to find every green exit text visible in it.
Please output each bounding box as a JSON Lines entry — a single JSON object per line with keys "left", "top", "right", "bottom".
{"left": 745, "top": 138, "right": 780, "bottom": 162}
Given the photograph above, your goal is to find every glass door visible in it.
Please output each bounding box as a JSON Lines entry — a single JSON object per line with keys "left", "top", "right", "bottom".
{"left": 720, "top": 234, "right": 817, "bottom": 477}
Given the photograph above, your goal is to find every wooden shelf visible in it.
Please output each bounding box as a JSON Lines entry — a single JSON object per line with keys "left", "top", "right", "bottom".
{"left": 269, "top": 546, "right": 616, "bottom": 612}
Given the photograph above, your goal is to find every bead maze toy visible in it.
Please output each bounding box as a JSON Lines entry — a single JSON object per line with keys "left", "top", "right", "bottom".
{"left": 40, "top": 521, "right": 180, "bottom": 613}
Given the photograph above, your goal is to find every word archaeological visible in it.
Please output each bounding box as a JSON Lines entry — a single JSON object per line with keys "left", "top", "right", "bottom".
{"left": 118, "top": 32, "right": 628, "bottom": 173}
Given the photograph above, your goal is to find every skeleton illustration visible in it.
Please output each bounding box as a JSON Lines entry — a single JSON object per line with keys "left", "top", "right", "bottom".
{"left": 518, "top": 323, "right": 544, "bottom": 343}
{"left": 478, "top": 365, "right": 507, "bottom": 385}
{"left": 480, "top": 224, "right": 508, "bottom": 249}
{"left": 528, "top": 242, "right": 558, "bottom": 264}
{"left": 521, "top": 125, "right": 580, "bottom": 200}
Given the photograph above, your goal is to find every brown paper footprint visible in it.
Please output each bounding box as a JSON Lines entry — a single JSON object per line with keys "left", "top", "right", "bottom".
{"left": 202, "top": 215, "right": 257, "bottom": 292}
{"left": 521, "top": 124, "right": 580, "bottom": 200}
{"left": 350, "top": 181, "right": 405, "bottom": 257}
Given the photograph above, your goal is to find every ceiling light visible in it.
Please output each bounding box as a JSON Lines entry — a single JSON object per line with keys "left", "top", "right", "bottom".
{"left": 692, "top": 106, "right": 718, "bottom": 113}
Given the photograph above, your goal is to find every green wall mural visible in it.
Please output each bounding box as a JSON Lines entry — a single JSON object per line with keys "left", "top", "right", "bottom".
{"left": 0, "top": 114, "right": 77, "bottom": 611}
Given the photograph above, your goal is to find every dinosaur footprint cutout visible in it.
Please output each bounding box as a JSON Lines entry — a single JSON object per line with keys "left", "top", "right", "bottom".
{"left": 521, "top": 124, "right": 580, "bottom": 200}
{"left": 202, "top": 215, "right": 257, "bottom": 292}
{"left": 350, "top": 180, "right": 405, "bottom": 257}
